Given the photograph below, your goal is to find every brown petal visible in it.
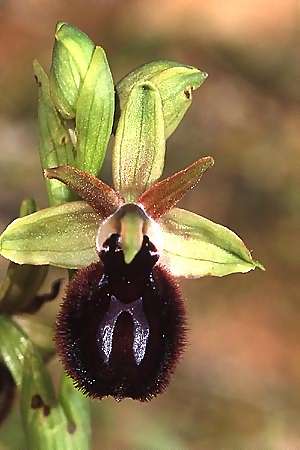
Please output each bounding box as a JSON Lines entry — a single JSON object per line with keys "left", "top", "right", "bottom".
{"left": 138, "top": 156, "right": 214, "bottom": 219}
{"left": 45, "top": 165, "right": 123, "bottom": 217}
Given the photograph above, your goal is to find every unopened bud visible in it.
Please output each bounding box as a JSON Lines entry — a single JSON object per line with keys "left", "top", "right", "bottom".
{"left": 50, "top": 22, "right": 95, "bottom": 118}
{"left": 116, "top": 60, "right": 207, "bottom": 138}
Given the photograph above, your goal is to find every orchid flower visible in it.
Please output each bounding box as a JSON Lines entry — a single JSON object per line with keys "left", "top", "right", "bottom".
{"left": 0, "top": 23, "right": 263, "bottom": 405}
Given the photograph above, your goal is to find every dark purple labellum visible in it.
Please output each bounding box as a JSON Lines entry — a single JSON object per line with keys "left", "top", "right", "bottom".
{"left": 55, "top": 234, "right": 186, "bottom": 401}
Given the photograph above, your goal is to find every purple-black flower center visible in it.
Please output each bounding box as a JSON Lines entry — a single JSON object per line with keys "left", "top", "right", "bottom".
{"left": 97, "top": 234, "right": 158, "bottom": 368}
{"left": 56, "top": 233, "right": 186, "bottom": 401}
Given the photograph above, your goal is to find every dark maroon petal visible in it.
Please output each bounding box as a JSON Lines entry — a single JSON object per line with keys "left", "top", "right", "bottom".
{"left": 45, "top": 165, "right": 123, "bottom": 217}
{"left": 55, "top": 236, "right": 186, "bottom": 401}
{"left": 138, "top": 156, "right": 214, "bottom": 220}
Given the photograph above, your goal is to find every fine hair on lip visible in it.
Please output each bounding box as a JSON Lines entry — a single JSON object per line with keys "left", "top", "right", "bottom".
{"left": 55, "top": 234, "right": 186, "bottom": 401}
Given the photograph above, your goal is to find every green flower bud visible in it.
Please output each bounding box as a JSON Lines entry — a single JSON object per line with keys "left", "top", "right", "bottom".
{"left": 34, "top": 61, "right": 75, "bottom": 206}
{"left": 50, "top": 22, "right": 95, "bottom": 118}
{"left": 116, "top": 60, "right": 207, "bottom": 138}
{"left": 113, "top": 81, "right": 165, "bottom": 200}
{"left": 49, "top": 23, "right": 115, "bottom": 176}
{"left": 75, "top": 46, "right": 115, "bottom": 176}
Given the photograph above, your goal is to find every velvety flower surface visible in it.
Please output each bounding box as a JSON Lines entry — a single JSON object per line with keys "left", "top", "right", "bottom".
{"left": 56, "top": 234, "right": 185, "bottom": 401}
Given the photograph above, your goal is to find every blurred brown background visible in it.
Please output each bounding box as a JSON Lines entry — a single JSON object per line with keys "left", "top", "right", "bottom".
{"left": 0, "top": 0, "right": 300, "bottom": 449}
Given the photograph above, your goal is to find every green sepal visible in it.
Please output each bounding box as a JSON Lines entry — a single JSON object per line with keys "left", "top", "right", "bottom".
{"left": 75, "top": 46, "right": 115, "bottom": 176}
{"left": 0, "top": 201, "right": 100, "bottom": 269}
{"left": 0, "top": 199, "right": 48, "bottom": 314}
{"left": 116, "top": 60, "right": 207, "bottom": 138}
{"left": 58, "top": 374, "right": 91, "bottom": 450}
{"left": 112, "top": 81, "right": 165, "bottom": 200}
{"left": 50, "top": 22, "right": 95, "bottom": 118}
{"left": 160, "top": 208, "right": 264, "bottom": 278}
{"left": 34, "top": 61, "right": 75, "bottom": 206}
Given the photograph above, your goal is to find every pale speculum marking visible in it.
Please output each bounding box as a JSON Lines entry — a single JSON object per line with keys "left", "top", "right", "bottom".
{"left": 97, "top": 295, "right": 150, "bottom": 366}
